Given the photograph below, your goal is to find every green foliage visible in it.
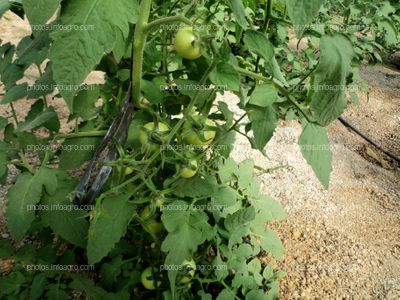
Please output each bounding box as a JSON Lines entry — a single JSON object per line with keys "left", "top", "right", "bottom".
{"left": 0, "top": 0, "right": 399, "bottom": 298}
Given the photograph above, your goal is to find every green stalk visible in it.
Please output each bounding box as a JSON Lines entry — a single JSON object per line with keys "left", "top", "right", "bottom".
{"left": 9, "top": 103, "right": 19, "bottom": 125}
{"left": 131, "top": 0, "right": 153, "bottom": 105}
{"left": 144, "top": 15, "right": 192, "bottom": 33}
{"left": 234, "top": 66, "right": 312, "bottom": 122}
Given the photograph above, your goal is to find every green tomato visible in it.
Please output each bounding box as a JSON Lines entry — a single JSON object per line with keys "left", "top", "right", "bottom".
{"left": 174, "top": 27, "right": 202, "bottom": 60}
{"left": 177, "top": 159, "right": 198, "bottom": 178}
{"left": 145, "top": 219, "right": 164, "bottom": 237}
{"left": 179, "top": 259, "right": 196, "bottom": 284}
{"left": 124, "top": 167, "right": 134, "bottom": 175}
{"left": 183, "top": 116, "right": 216, "bottom": 146}
{"left": 139, "top": 122, "right": 169, "bottom": 152}
{"left": 139, "top": 205, "right": 152, "bottom": 220}
{"left": 141, "top": 267, "right": 161, "bottom": 290}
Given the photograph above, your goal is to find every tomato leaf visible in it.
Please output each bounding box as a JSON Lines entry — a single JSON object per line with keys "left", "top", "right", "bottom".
{"left": 0, "top": 83, "right": 27, "bottom": 104}
{"left": 226, "top": 0, "right": 248, "bottom": 30}
{"left": 209, "top": 62, "right": 240, "bottom": 92}
{"left": 87, "top": 193, "right": 135, "bottom": 264}
{"left": 23, "top": 0, "right": 61, "bottom": 32}
{"left": 247, "top": 106, "right": 278, "bottom": 151}
{"left": 49, "top": 0, "right": 138, "bottom": 111}
{"left": 40, "top": 176, "right": 88, "bottom": 248}
{"left": 284, "top": 0, "right": 326, "bottom": 38}
{"left": 248, "top": 83, "right": 277, "bottom": 107}
{"left": 243, "top": 30, "right": 274, "bottom": 62}
{"left": 161, "top": 201, "right": 213, "bottom": 294}
{"left": 310, "top": 34, "right": 354, "bottom": 126}
{"left": 299, "top": 122, "right": 332, "bottom": 188}
{"left": 6, "top": 167, "right": 57, "bottom": 241}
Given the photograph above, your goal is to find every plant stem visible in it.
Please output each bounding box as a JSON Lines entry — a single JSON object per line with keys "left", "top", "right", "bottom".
{"left": 131, "top": 0, "right": 153, "bottom": 105}
{"left": 144, "top": 15, "right": 192, "bottom": 33}
{"left": 53, "top": 130, "right": 107, "bottom": 140}
{"left": 36, "top": 64, "right": 49, "bottom": 108}
{"left": 9, "top": 103, "right": 19, "bottom": 125}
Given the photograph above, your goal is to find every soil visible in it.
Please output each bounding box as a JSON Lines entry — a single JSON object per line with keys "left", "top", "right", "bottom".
{"left": 1, "top": 11, "right": 399, "bottom": 300}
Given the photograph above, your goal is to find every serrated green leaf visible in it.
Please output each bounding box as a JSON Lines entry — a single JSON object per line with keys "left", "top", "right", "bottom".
{"left": 209, "top": 62, "right": 240, "bottom": 92}
{"left": 16, "top": 111, "right": 57, "bottom": 132}
{"left": 30, "top": 274, "right": 48, "bottom": 300}
{"left": 249, "top": 83, "right": 277, "bottom": 107}
{"left": 227, "top": 0, "right": 248, "bottom": 29}
{"left": 0, "top": 239, "right": 13, "bottom": 258}
{"left": 161, "top": 202, "right": 212, "bottom": 293}
{"left": 243, "top": 30, "right": 274, "bottom": 62}
{"left": 310, "top": 34, "right": 354, "bottom": 126}
{"left": 285, "top": 0, "right": 325, "bottom": 38}
{"left": 299, "top": 123, "right": 332, "bottom": 188}
{"left": 27, "top": 62, "right": 56, "bottom": 99}
{"left": 45, "top": 284, "right": 69, "bottom": 300}
{"left": 247, "top": 105, "right": 278, "bottom": 151}
{"left": 59, "top": 136, "right": 101, "bottom": 170}
{"left": 245, "top": 290, "right": 265, "bottom": 300}
{"left": 6, "top": 167, "right": 57, "bottom": 241}
{"left": 216, "top": 288, "right": 235, "bottom": 300}
{"left": 0, "top": 272, "right": 26, "bottom": 296}
{"left": 87, "top": 194, "right": 135, "bottom": 264}
{"left": 218, "top": 158, "right": 238, "bottom": 183}
{"left": 0, "top": 83, "right": 27, "bottom": 104}
{"left": 225, "top": 207, "right": 255, "bottom": 232}
{"left": 251, "top": 226, "right": 284, "bottom": 260}
{"left": 172, "top": 176, "right": 218, "bottom": 198}
{"left": 49, "top": 0, "right": 138, "bottom": 111}
{"left": 69, "top": 275, "right": 107, "bottom": 299}
{"left": 73, "top": 85, "right": 100, "bottom": 120}
{"left": 252, "top": 195, "right": 287, "bottom": 222}
{"left": 99, "top": 256, "right": 124, "bottom": 289}
{"left": 40, "top": 177, "right": 88, "bottom": 248}
{"left": 212, "top": 186, "right": 237, "bottom": 208}
{"left": 23, "top": 0, "right": 61, "bottom": 30}
{"left": 0, "top": 0, "right": 11, "bottom": 18}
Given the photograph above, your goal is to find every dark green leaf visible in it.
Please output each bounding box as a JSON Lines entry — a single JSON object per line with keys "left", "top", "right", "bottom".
{"left": 247, "top": 105, "right": 278, "bottom": 150}
{"left": 249, "top": 83, "right": 277, "bottom": 107}
{"left": 285, "top": 0, "right": 325, "bottom": 38}
{"left": 227, "top": 0, "right": 248, "bottom": 29}
{"left": 310, "top": 34, "right": 354, "bottom": 126}
{"left": 243, "top": 30, "right": 274, "bottom": 62}
{"left": 40, "top": 176, "right": 88, "bottom": 248}
{"left": 210, "top": 62, "right": 240, "bottom": 92}
{"left": 49, "top": 0, "right": 138, "bottom": 111}
{"left": 0, "top": 83, "right": 28, "bottom": 104}
{"left": 87, "top": 194, "right": 135, "bottom": 264}
{"left": 299, "top": 122, "right": 332, "bottom": 188}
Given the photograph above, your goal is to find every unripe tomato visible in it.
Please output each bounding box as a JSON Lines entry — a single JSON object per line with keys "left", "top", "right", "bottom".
{"left": 179, "top": 259, "right": 196, "bottom": 284}
{"left": 124, "top": 167, "right": 134, "bottom": 175}
{"left": 139, "top": 205, "right": 153, "bottom": 220}
{"left": 177, "top": 159, "right": 198, "bottom": 178}
{"left": 174, "top": 27, "right": 202, "bottom": 60}
{"left": 139, "top": 122, "right": 169, "bottom": 152}
{"left": 141, "top": 267, "right": 161, "bottom": 290}
{"left": 145, "top": 219, "right": 163, "bottom": 237}
{"left": 183, "top": 116, "right": 216, "bottom": 146}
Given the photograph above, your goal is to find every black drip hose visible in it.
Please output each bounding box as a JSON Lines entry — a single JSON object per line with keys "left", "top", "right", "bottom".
{"left": 338, "top": 116, "right": 400, "bottom": 164}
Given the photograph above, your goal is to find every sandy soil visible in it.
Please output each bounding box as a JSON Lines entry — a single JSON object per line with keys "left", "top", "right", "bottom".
{"left": 1, "top": 11, "right": 399, "bottom": 300}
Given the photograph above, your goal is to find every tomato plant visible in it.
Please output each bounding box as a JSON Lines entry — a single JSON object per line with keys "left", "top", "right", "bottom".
{"left": 0, "top": 0, "right": 398, "bottom": 299}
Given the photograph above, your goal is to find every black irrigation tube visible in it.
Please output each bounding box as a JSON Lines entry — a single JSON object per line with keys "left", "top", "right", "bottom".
{"left": 338, "top": 116, "right": 400, "bottom": 164}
